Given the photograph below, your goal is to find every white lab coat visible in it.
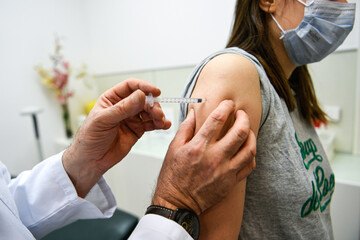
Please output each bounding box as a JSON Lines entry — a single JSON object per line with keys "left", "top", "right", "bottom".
{"left": 0, "top": 152, "right": 117, "bottom": 239}
{"left": 129, "top": 214, "right": 193, "bottom": 240}
{"left": 0, "top": 151, "right": 192, "bottom": 240}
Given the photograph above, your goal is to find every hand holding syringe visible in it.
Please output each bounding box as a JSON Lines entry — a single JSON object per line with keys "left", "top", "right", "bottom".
{"left": 145, "top": 93, "right": 206, "bottom": 107}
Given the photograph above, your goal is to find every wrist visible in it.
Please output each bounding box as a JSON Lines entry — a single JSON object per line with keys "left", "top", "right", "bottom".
{"left": 152, "top": 193, "right": 202, "bottom": 216}
{"left": 152, "top": 195, "right": 178, "bottom": 211}
{"left": 63, "top": 146, "right": 103, "bottom": 198}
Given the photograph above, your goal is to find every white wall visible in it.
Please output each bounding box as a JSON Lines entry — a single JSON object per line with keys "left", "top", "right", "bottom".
{"left": 354, "top": 41, "right": 360, "bottom": 154}
{"left": 85, "top": 0, "right": 236, "bottom": 74}
{"left": 310, "top": 50, "right": 358, "bottom": 153}
{"left": 337, "top": 0, "right": 359, "bottom": 51}
{"left": 0, "top": 0, "right": 91, "bottom": 174}
{"left": 86, "top": 0, "right": 359, "bottom": 74}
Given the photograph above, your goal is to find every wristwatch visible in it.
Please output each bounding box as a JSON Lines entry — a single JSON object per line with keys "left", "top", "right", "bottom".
{"left": 145, "top": 205, "right": 200, "bottom": 239}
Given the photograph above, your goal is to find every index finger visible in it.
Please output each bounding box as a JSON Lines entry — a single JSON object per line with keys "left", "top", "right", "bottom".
{"left": 218, "top": 110, "right": 250, "bottom": 158}
{"left": 192, "top": 100, "right": 235, "bottom": 144}
{"left": 104, "top": 78, "right": 161, "bottom": 105}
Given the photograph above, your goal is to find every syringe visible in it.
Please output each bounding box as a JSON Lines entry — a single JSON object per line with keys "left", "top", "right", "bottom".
{"left": 145, "top": 93, "right": 206, "bottom": 107}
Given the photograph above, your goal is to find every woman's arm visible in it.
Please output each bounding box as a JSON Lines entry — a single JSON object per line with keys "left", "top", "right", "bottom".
{"left": 188, "top": 53, "right": 262, "bottom": 239}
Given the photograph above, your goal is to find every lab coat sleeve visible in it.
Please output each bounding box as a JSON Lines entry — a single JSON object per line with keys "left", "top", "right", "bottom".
{"left": 129, "top": 214, "right": 193, "bottom": 240}
{"left": 8, "top": 151, "right": 117, "bottom": 239}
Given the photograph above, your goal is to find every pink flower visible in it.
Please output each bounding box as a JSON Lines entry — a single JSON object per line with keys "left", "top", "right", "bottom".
{"left": 53, "top": 69, "right": 68, "bottom": 90}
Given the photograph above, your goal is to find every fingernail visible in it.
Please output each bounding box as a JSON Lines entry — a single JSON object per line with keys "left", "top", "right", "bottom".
{"left": 225, "top": 99, "right": 235, "bottom": 107}
{"left": 187, "top": 109, "right": 194, "bottom": 119}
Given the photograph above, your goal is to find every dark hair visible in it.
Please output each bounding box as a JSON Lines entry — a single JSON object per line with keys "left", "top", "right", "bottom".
{"left": 226, "top": 0, "right": 326, "bottom": 124}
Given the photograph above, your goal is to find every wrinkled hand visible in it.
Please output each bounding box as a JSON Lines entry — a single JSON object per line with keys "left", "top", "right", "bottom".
{"left": 152, "top": 100, "right": 256, "bottom": 215}
{"left": 63, "top": 78, "right": 171, "bottom": 197}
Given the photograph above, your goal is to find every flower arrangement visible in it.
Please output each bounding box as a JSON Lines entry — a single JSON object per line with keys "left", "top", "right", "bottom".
{"left": 35, "top": 35, "right": 75, "bottom": 138}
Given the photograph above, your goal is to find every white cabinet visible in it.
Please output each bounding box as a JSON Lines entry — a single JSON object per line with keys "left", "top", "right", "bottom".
{"left": 104, "top": 151, "right": 165, "bottom": 218}
{"left": 330, "top": 153, "right": 360, "bottom": 240}
{"left": 331, "top": 182, "right": 360, "bottom": 240}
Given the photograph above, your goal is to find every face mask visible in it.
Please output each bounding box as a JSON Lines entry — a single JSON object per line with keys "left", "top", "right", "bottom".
{"left": 271, "top": 0, "right": 356, "bottom": 66}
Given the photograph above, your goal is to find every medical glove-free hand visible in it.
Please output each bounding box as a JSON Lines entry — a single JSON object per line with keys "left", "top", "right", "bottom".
{"left": 153, "top": 100, "right": 256, "bottom": 215}
{"left": 63, "top": 78, "right": 171, "bottom": 198}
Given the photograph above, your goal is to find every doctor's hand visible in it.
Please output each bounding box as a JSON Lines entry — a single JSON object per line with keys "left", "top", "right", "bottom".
{"left": 152, "top": 100, "right": 256, "bottom": 215}
{"left": 63, "top": 78, "right": 171, "bottom": 197}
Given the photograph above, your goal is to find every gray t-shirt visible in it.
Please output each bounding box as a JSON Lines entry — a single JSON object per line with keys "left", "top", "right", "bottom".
{"left": 179, "top": 47, "right": 334, "bottom": 239}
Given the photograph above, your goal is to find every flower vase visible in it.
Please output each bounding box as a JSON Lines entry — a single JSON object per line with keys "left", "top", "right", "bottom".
{"left": 61, "top": 103, "right": 73, "bottom": 139}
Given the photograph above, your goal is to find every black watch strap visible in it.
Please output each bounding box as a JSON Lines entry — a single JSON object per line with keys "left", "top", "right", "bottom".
{"left": 145, "top": 205, "right": 200, "bottom": 239}
{"left": 145, "top": 205, "right": 178, "bottom": 220}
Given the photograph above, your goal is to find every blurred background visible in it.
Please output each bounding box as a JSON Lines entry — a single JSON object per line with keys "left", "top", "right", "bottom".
{"left": 0, "top": 1, "right": 359, "bottom": 239}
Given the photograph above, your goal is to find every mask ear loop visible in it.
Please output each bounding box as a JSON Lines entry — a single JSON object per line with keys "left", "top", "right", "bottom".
{"left": 270, "top": 14, "right": 286, "bottom": 39}
{"left": 297, "top": 0, "right": 313, "bottom": 7}
{"left": 270, "top": 0, "right": 313, "bottom": 40}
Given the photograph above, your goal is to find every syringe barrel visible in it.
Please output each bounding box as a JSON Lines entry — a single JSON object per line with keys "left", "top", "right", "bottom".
{"left": 145, "top": 93, "right": 205, "bottom": 107}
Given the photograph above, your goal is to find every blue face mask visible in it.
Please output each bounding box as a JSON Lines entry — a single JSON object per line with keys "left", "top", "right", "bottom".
{"left": 271, "top": 0, "right": 356, "bottom": 66}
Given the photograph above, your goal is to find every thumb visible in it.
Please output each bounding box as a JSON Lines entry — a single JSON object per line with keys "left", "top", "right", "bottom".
{"left": 108, "top": 89, "right": 145, "bottom": 123}
{"left": 172, "top": 109, "right": 196, "bottom": 145}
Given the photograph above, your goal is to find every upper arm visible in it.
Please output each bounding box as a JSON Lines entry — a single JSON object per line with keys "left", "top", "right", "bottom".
{"left": 188, "top": 53, "right": 262, "bottom": 239}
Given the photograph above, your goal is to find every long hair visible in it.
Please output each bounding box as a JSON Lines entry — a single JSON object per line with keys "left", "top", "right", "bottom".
{"left": 226, "top": 0, "right": 326, "bottom": 124}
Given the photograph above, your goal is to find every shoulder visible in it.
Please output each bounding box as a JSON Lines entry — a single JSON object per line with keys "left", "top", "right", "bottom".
{"left": 201, "top": 52, "right": 259, "bottom": 82}
{"left": 194, "top": 52, "right": 260, "bottom": 105}
{"left": 190, "top": 51, "right": 262, "bottom": 135}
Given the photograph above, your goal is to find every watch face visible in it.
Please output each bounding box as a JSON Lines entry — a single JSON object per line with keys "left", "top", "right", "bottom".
{"left": 177, "top": 210, "right": 200, "bottom": 239}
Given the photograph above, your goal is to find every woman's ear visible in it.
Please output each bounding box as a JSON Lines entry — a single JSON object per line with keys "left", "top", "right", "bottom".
{"left": 259, "top": 0, "right": 277, "bottom": 13}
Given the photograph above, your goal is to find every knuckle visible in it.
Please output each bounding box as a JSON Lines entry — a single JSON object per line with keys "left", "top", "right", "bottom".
{"left": 189, "top": 143, "right": 203, "bottom": 157}
{"left": 115, "top": 100, "right": 126, "bottom": 115}
{"left": 236, "top": 162, "right": 255, "bottom": 181}
{"left": 210, "top": 109, "right": 226, "bottom": 124}
{"left": 229, "top": 158, "right": 241, "bottom": 172}
{"left": 122, "top": 78, "right": 131, "bottom": 87}
{"left": 249, "top": 142, "right": 257, "bottom": 157}
{"left": 125, "top": 77, "right": 136, "bottom": 83}
{"left": 247, "top": 131, "right": 257, "bottom": 156}
{"left": 231, "top": 151, "right": 251, "bottom": 171}
{"left": 182, "top": 142, "right": 202, "bottom": 160}
{"left": 234, "top": 125, "right": 249, "bottom": 141}
{"left": 198, "top": 130, "right": 210, "bottom": 142}
{"left": 222, "top": 99, "right": 235, "bottom": 109}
